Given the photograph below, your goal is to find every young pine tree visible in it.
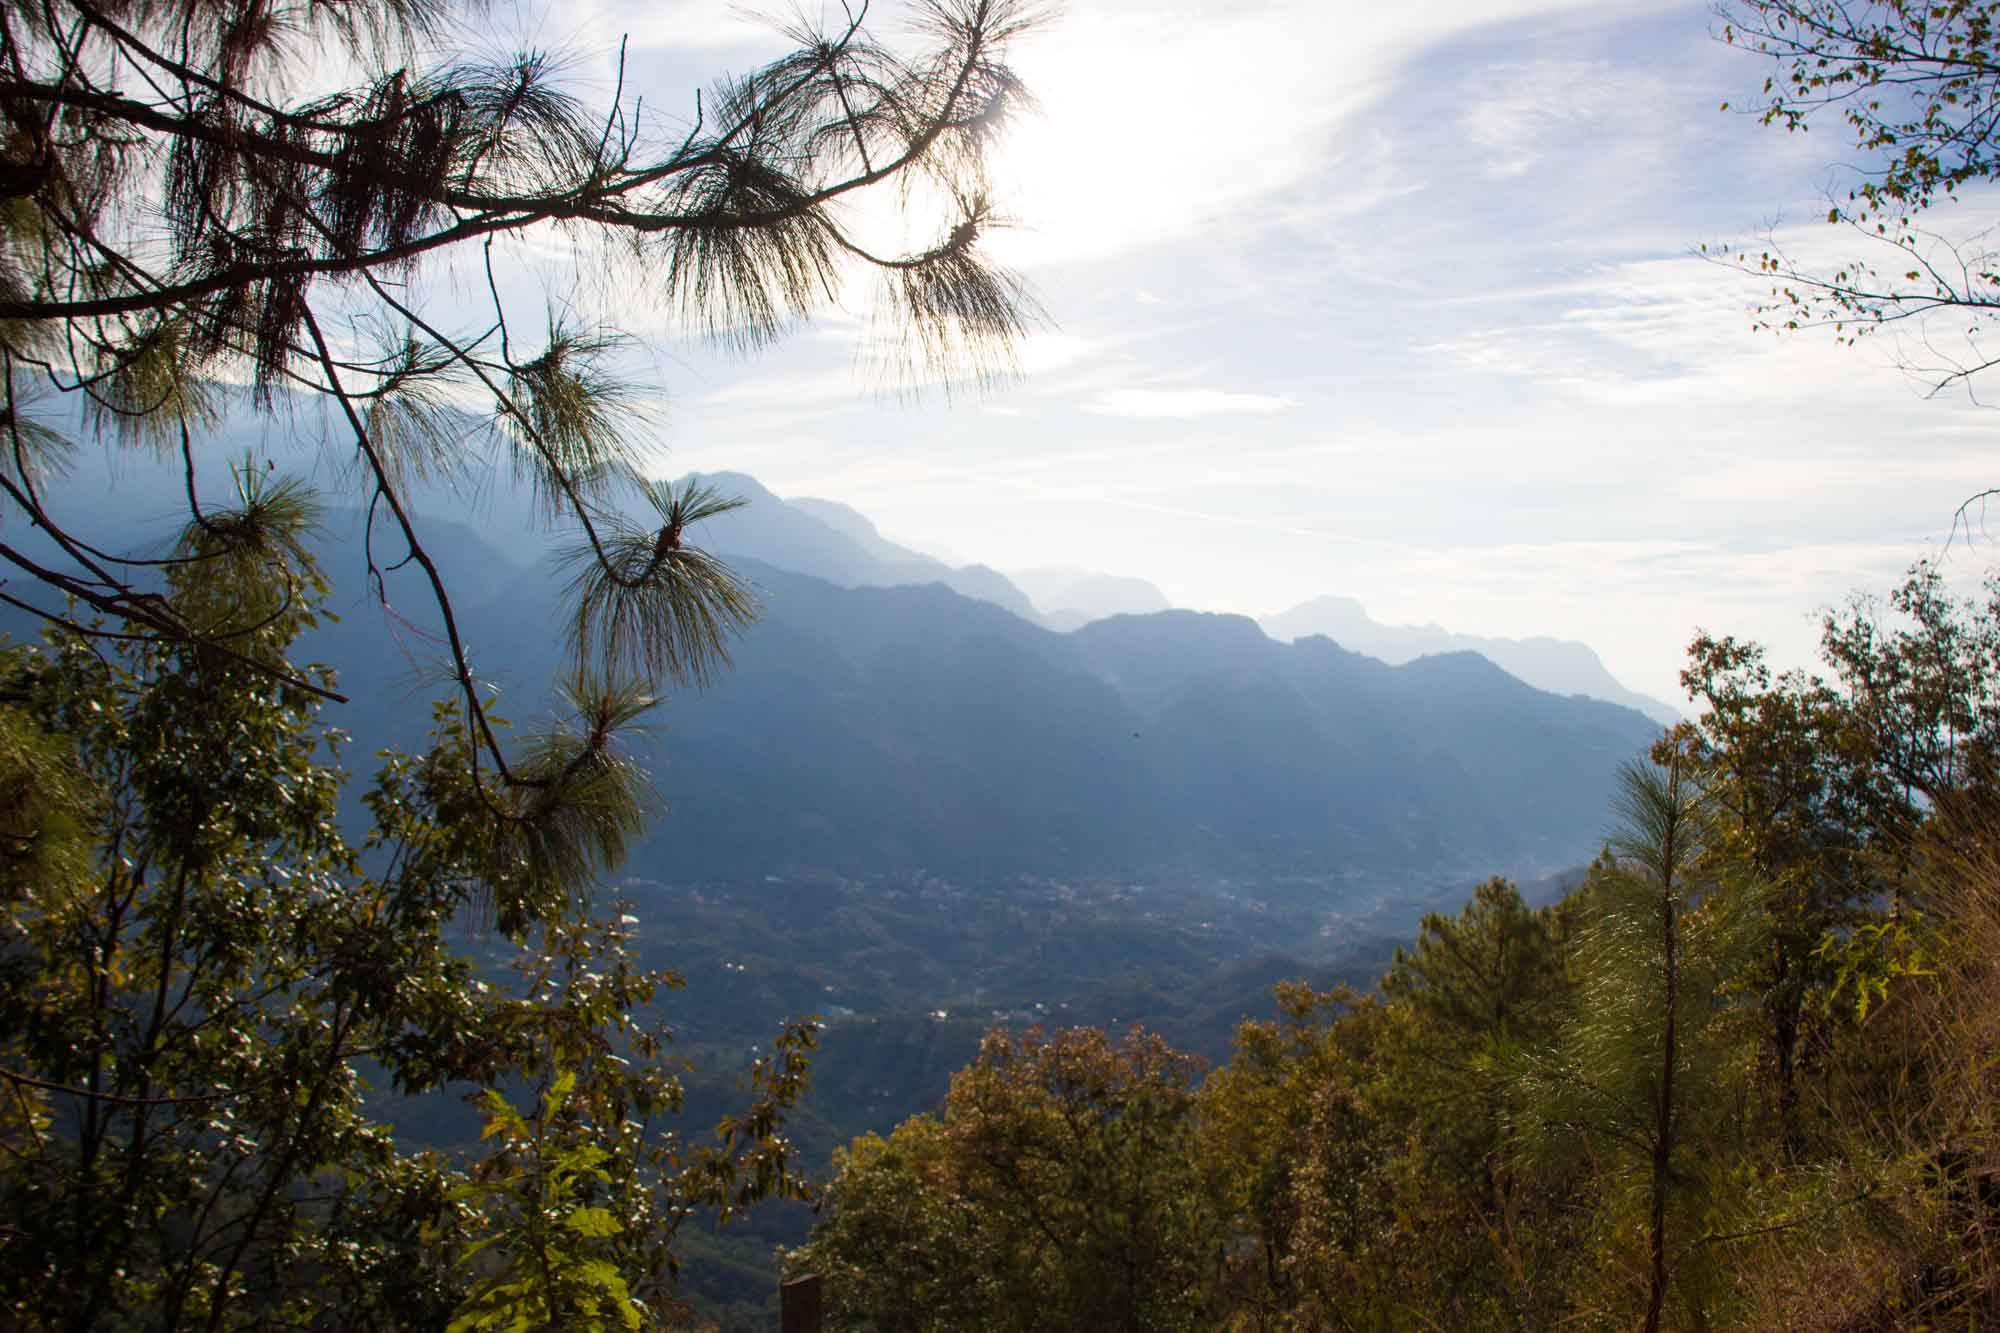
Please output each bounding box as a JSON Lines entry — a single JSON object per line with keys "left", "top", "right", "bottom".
{"left": 1514, "top": 756, "right": 1763, "bottom": 1332}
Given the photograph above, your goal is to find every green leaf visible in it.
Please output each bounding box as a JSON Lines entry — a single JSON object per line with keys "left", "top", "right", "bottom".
{"left": 564, "top": 1206, "right": 622, "bottom": 1239}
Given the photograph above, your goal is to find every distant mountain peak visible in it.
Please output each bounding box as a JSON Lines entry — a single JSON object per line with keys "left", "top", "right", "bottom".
{"left": 1261, "top": 595, "right": 1681, "bottom": 725}
{"left": 677, "top": 470, "right": 782, "bottom": 503}
{"left": 654, "top": 475, "right": 1041, "bottom": 622}
{"left": 1010, "top": 567, "right": 1173, "bottom": 630}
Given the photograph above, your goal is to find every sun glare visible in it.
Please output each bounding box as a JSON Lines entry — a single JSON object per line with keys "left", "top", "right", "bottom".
{"left": 984, "top": 6, "right": 1394, "bottom": 269}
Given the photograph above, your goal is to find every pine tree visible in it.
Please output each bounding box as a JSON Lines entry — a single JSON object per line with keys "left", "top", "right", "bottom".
{"left": 1515, "top": 756, "right": 1762, "bottom": 1331}
{"left": 0, "top": 0, "right": 1045, "bottom": 796}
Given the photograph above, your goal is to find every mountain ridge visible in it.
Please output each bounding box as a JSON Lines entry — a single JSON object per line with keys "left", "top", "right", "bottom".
{"left": 1261, "top": 593, "right": 1682, "bottom": 725}
{"left": 6, "top": 433, "right": 1662, "bottom": 894}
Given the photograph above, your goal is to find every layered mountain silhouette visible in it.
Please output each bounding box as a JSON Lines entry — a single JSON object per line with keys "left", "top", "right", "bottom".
{"left": 684, "top": 476, "right": 1040, "bottom": 622}
{"left": 1010, "top": 567, "right": 1172, "bottom": 632}
{"left": 6, "top": 429, "right": 1662, "bottom": 892}
{"left": 1262, "top": 595, "right": 1682, "bottom": 725}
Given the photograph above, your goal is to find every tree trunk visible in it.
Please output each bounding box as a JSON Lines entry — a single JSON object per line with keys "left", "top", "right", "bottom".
{"left": 1645, "top": 781, "right": 1682, "bottom": 1333}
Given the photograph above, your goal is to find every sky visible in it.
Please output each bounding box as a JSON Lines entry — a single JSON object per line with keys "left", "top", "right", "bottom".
{"left": 476, "top": 0, "right": 2000, "bottom": 705}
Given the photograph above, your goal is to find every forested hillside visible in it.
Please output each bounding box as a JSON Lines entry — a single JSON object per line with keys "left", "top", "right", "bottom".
{"left": 795, "top": 561, "right": 2000, "bottom": 1328}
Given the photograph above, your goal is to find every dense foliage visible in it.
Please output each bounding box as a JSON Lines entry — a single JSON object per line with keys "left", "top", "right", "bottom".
{"left": 797, "top": 1027, "right": 1225, "bottom": 1332}
{"left": 0, "top": 2, "right": 1045, "bottom": 1327}
{"left": 798, "top": 560, "right": 2000, "bottom": 1331}
{"left": 0, "top": 481, "right": 824, "bottom": 1330}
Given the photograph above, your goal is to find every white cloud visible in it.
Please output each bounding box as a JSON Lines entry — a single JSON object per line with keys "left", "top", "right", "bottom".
{"left": 1080, "top": 388, "right": 1298, "bottom": 419}
{"left": 700, "top": 367, "right": 866, "bottom": 409}
{"left": 1413, "top": 201, "right": 2000, "bottom": 411}
{"left": 697, "top": 331, "right": 1105, "bottom": 407}
{"left": 1459, "top": 60, "right": 1659, "bottom": 179}
{"left": 549, "top": 0, "right": 783, "bottom": 53}
{"left": 982, "top": 0, "right": 1671, "bottom": 267}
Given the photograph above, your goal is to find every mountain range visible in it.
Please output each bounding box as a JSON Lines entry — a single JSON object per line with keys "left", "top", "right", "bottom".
{"left": 1009, "top": 567, "right": 1173, "bottom": 631}
{"left": 681, "top": 476, "right": 1040, "bottom": 622}
{"left": 6, "top": 431, "right": 1664, "bottom": 894}
{"left": 662, "top": 475, "right": 1678, "bottom": 725}
{"left": 1261, "top": 595, "right": 1683, "bottom": 725}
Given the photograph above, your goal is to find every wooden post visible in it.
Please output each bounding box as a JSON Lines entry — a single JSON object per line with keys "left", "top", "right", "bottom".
{"left": 780, "top": 1273, "right": 823, "bottom": 1333}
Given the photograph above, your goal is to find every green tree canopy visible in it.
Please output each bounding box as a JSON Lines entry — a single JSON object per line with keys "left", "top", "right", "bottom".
{"left": 793, "top": 1026, "right": 1227, "bottom": 1333}
{"left": 0, "top": 503, "right": 817, "bottom": 1329}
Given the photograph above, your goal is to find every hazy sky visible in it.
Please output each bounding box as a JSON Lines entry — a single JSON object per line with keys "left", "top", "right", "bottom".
{"left": 497, "top": 0, "right": 2000, "bottom": 704}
